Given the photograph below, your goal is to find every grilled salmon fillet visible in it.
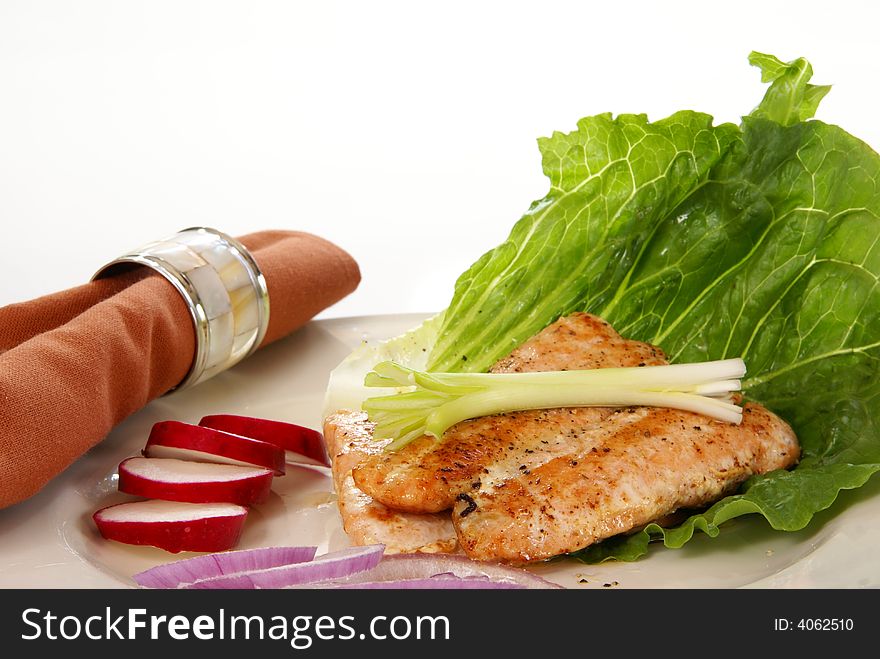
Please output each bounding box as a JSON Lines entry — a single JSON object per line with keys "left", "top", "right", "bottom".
{"left": 323, "top": 410, "right": 457, "bottom": 553}
{"left": 350, "top": 313, "right": 799, "bottom": 563}
{"left": 352, "top": 314, "right": 667, "bottom": 513}
{"left": 453, "top": 403, "right": 795, "bottom": 562}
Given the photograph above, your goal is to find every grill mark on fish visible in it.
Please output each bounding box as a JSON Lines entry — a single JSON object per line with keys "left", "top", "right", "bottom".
{"left": 453, "top": 403, "right": 796, "bottom": 562}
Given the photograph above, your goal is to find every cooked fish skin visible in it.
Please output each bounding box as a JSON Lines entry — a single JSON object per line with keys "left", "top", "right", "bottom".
{"left": 352, "top": 312, "right": 667, "bottom": 513}
{"left": 453, "top": 403, "right": 798, "bottom": 563}
{"left": 323, "top": 410, "right": 457, "bottom": 554}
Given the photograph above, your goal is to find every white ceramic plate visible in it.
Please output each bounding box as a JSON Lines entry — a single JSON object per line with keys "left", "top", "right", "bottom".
{"left": 1, "top": 313, "right": 879, "bottom": 589}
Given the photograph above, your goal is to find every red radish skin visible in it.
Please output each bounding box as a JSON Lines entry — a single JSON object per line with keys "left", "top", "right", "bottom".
{"left": 144, "top": 421, "right": 285, "bottom": 475}
{"left": 199, "top": 415, "right": 330, "bottom": 467}
{"left": 118, "top": 457, "right": 274, "bottom": 506}
{"left": 93, "top": 500, "right": 247, "bottom": 553}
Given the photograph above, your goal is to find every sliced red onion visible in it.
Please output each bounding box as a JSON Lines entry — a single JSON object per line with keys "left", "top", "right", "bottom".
{"left": 322, "top": 553, "right": 562, "bottom": 589}
{"left": 133, "top": 546, "right": 318, "bottom": 589}
{"left": 185, "top": 544, "right": 385, "bottom": 589}
{"left": 133, "top": 544, "right": 563, "bottom": 590}
{"left": 322, "top": 575, "right": 527, "bottom": 589}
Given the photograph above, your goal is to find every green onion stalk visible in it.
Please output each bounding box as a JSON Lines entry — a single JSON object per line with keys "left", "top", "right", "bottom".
{"left": 363, "top": 358, "right": 746, "bottom": 451}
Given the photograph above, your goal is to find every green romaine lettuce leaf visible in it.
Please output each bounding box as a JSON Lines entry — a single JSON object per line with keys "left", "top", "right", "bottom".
{"left": 323, "top": 313, "right": 444, "bottom": 417}
{"left": 428, "top": 111, "right": 740, "bottom": 372}
{"left": 748, "top": 51, "right": 831, "bottom": 126}
{"left": 425, "top": 52, "right": 880, "bottom": 561}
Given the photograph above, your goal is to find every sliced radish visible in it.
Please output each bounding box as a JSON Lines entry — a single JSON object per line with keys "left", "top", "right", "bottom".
{"left": 133, "top": 546, "right": 318, "bottom": 588}
{"left": 144, "top": 421, "right": 285, "bottom": 475}
{"left": 93, "top": 500, "right": 248, "bottom": 553}
{"left": 199, "top": 415, "right": 330, "bottom": 467}
{"left": 118, "top": 457, "right": 274, "bottom": 506}
{"left": 185, "top": 545, "right": 385, "bottom": 589}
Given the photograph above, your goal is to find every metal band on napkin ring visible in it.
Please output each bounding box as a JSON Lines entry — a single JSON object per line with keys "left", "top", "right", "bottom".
{"left": 93, "top": 227, "right": 270, "bottom": 391}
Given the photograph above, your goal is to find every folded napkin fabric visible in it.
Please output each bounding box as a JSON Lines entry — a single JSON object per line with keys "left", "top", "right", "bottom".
{"left": 0, "top": 230, "right": 360, "bottom": 509}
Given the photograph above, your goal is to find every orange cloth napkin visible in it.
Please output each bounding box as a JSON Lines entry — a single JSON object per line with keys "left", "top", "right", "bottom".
{"left": 0, "top": 230, "right": 360, "bottom": 508}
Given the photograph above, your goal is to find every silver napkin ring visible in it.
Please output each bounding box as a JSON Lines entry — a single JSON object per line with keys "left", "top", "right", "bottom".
{"left": 93, "top": 227, "right": 270, "bottom": 391}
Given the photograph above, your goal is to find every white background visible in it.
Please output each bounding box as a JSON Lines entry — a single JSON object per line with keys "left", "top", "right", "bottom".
{"left": 2, "top": 0, "right": 879, "bottom": 318}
